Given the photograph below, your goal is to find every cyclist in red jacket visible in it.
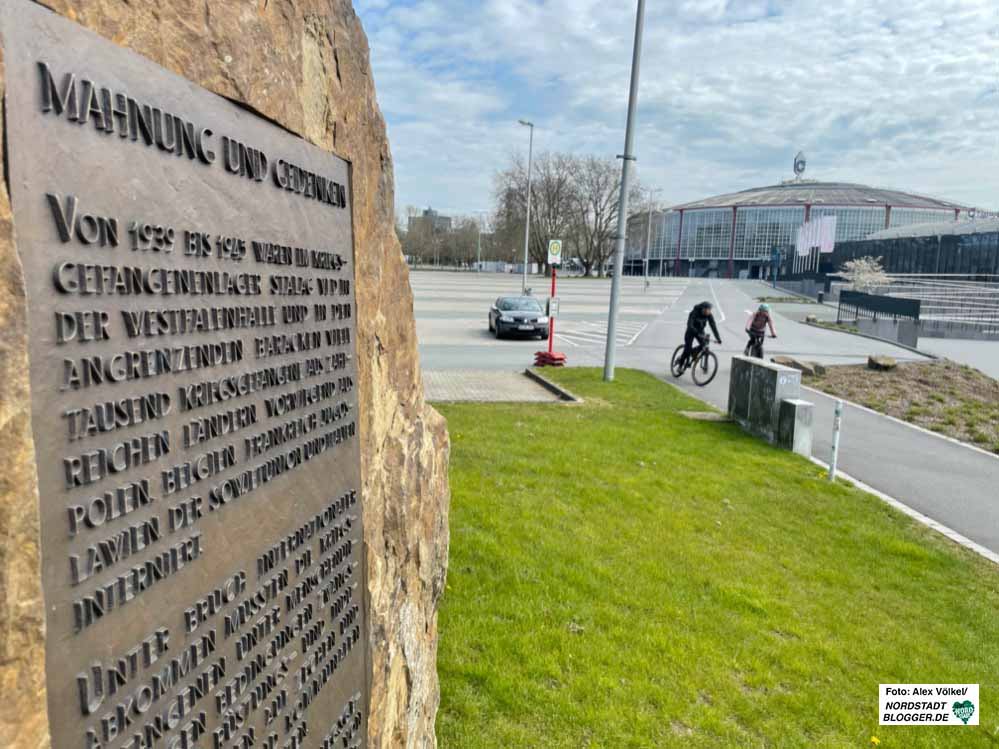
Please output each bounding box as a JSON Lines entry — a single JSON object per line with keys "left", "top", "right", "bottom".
{"left": 745, "top": 303, "right": 777, "bottom": 358}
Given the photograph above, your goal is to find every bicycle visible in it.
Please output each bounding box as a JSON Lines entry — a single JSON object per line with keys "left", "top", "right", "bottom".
{"left": 743, "top": 332, "right": 776, "bottom": 359}
{"left": 670, "top": 337, "right": 719, "bottom": 386}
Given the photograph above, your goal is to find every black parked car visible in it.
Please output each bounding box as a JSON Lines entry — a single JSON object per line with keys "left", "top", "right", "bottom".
{"left": 488, "top": 296, "right": 549, "bottom": 339}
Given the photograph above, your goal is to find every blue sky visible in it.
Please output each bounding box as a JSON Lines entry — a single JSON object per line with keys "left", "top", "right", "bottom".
{"left": 355, "top": 0, "right": 999, "bottom": 219}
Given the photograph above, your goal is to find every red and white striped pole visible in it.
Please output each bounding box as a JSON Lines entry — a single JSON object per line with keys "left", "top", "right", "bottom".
{"left": 549, "top": 264, "right": 556, "bottom": 355}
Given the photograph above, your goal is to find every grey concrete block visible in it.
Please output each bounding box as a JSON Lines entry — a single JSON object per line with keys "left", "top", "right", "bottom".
{"left": 778, "top": 399, "right": 814, "bottom": 457}
{"left": 918, "top": 320, "right": 999, "bottom": 341}
{"left": 856, "top": 318, "right": 919, "bottom": 348}
{"left": 728, "top": 356, "right": 753, "bottom": 422}
{"left": 727, "top": 356, "right": 802, "bottom": 443}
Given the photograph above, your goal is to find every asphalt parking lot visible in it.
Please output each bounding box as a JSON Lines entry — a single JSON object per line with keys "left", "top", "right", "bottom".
{"left": 410, "top": 270, "right": 935, "bottom": 373}
{"left": 412, "top": 270, "right": 689, "bottom": 370}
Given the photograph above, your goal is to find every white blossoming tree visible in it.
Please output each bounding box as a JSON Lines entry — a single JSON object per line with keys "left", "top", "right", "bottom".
{"left": 837, "top": 256, "right": 889, "bottom": 291}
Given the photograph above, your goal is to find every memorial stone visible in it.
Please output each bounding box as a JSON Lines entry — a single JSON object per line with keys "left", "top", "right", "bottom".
{"left": 0, "top": 2, "right": 450, "bottom": 748}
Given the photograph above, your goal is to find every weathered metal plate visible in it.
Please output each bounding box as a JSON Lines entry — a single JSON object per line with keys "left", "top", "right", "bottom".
{"left": 1, "top": 2, "right": 368, "bottom": 746}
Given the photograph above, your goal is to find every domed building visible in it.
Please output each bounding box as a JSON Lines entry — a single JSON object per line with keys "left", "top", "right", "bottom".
{"left": 626, "top": 178, "right": 967, "bottom": 278}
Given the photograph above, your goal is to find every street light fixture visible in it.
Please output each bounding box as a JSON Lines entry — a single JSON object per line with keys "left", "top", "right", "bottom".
{"left": 603, "top": 0, "right": 647, "bottom": 382}
{"left": 518, "top": 119, "right": 535, "bottom": 294}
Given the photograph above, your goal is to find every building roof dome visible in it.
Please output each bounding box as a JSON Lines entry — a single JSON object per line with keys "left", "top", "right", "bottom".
{"left": 670, "top": 181, "right": 966, "bottom": 212}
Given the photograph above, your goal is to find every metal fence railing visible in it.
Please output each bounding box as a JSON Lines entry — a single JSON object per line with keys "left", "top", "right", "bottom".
{"left": 870, "top": 274, "right": 999, "bottom": 325}
{"left": 837, "top": 290, "right": 921, "bottom": 323}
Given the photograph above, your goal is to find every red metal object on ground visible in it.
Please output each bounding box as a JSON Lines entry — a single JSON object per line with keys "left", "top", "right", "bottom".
{"left": 535, "top": 264, "right": 566, "bottom": 367}
{"left": 534, "top": 350, "right": 567, "bottom": 367}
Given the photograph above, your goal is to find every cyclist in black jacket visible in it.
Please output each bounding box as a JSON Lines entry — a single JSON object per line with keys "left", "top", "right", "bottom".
{"left": 680, "top": 301, "right": 721, "bottom": 368}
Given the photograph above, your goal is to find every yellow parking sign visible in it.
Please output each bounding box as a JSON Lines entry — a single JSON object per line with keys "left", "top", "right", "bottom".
{"left": 547, "top": 239, "right": 563, "bottom": 265}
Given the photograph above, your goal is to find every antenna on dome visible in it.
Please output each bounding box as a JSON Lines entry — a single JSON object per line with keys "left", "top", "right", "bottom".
{"left": 793, "top": 151, "right": 807, "bottom": 180}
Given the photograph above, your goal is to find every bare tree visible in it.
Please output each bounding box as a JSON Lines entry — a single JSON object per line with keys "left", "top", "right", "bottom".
{"left": 494, "top": 152, "right": 578, "bottom": 274}
{"left": 400, "top": 210, "right": 449, "bottom": 268}
{"left": 440, "top": 217, "right": 480, "bottom": 268}
{"left": 493, "top": 151, "right": 644, "bottom": 277}
{"left": 568, "top": 156, "right": 643, "bottom": 277}
{"left": 491, "top": 186, "right": 527, "bottom": 265}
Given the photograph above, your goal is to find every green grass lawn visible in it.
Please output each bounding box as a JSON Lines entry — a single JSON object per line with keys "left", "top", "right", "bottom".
{"left": 434, "top": 368, "right": 999, "bottom": 748}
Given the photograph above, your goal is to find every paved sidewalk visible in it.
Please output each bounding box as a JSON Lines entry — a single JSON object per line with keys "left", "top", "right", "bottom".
{"left": 920, "top": 338, "right": 999, "bottom": 380}
{"left": 661, "top": 281, "right": 999, "bottom": 557}
{"left": 804, "top": 386, "right": 999, "bottom": 555}
{"left": 423, "top": 370, "right": 561, "bottom": 403}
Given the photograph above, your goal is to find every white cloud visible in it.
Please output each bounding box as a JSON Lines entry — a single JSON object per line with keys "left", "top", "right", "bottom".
{"left": 357, "top": 0, "right": 999, "bottom": 218}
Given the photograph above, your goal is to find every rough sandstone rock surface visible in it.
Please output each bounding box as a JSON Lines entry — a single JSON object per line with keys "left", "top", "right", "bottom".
{"left": 0, "top": 2, "right": 450, "bottom": 748}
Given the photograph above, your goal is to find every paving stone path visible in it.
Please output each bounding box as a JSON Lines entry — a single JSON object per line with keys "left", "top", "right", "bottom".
{"left": 423, "top": 369, "right": 560, "bottom": 402}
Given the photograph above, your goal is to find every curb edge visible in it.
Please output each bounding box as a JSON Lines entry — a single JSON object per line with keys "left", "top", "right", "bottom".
{"left": 801, "top": 320, "right": 937, "bottom": 359}
{"left": 524, "top": 368, "right": 583, "bottom": 403}
{"left": 808, "top": 457, "right": 999, "bottom": 567}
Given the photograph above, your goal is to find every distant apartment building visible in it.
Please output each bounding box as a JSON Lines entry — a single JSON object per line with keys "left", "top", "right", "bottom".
{"left": 408, "top": 207, "right": 452, "bottom": 234}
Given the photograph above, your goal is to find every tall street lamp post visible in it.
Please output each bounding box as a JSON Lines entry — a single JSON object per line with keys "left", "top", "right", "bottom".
{"left": 473, "top": 210, "right": 488, "bottom": 271}
{"left": 518, "top": 119, "right": 535, "bottom": 294}
{"left": 603, "top": 0, "right": 647, "bottom": 381}
{"left": 477, "top": 218, "right": 482, "bottom": 271}
{"left": 644, "top": 187, "right": 661, "bottom": 289}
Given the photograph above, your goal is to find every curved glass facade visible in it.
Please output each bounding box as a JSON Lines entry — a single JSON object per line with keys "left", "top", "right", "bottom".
{"left": 889, "top": 207, "right": 957, "bottom": 228}
{"left": 627, "top": 203, "right": 958, "bottom": 270}
{"left": 808, "top": 206, "right": 885, "bottom": 244}
{"left": 734, "top": 207, "right": 804, "bottom": 259}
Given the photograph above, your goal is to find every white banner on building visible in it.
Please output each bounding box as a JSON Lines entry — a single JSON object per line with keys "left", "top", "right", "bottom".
{"left": 795, "top": 220, "right": 814, "bottom": 256}
{"left": 819, "top": 215, "right": 837, "bottom": 253}
{"left": 795, "top": 215, "right": 837, "bottom": 255}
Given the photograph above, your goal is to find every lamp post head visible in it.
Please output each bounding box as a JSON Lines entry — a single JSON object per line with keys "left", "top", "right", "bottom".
{"left": 518, "top": 119, "right": 534, "bottom": 128}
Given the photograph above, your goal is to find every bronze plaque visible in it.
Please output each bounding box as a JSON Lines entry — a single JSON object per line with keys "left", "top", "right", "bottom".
{"left": 1, "top": 2, "right": 368, "bottom": 747}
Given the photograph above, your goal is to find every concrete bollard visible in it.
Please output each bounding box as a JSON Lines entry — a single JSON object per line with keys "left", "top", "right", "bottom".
{"left": 778, "top": 399, "right": 814, "bottom": 457}
{"left": 829, "top": 399, "right": 844, "bottom": 481}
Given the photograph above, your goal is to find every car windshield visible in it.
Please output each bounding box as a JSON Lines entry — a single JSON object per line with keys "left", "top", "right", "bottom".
{"left": 498, "top": 298, "right": 542, "bottom": 312}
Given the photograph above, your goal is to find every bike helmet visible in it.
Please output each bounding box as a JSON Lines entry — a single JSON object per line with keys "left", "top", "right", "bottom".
{"left": 701, "top": 301, "right": 713, "bottom": 309}
{"left": 758, "top": 303, "right": 770, "bottom": 312}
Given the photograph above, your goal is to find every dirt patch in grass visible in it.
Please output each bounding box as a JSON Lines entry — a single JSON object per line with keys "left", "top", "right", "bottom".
{"left": 804, "top": 359, "right": 999, "bottom": 453}
{"left": 809, "top": 320, "right": 861, "bottom": 334}
{"left": 755, "top": 295, "right": 816, "bottom": 304}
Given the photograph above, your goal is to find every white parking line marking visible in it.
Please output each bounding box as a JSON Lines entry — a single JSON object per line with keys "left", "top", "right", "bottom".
{"left": 626, "top": 324, "right": 649, "bottom": 346}
{"left": 563, "top": 333, "right": 607, "bottom": 343}
{"left": 708, "top": 280, "right": 726, "bottom": 322}
{"left": 554, "top": 319, "right": 648, "bottom": 348}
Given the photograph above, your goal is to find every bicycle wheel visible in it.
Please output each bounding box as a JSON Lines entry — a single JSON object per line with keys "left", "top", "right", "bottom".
{"left": 692, "top": 350, "right": 719, "bottom": 386}
{"left": 670, "top": 345, "right": 686, "bottom": 377}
